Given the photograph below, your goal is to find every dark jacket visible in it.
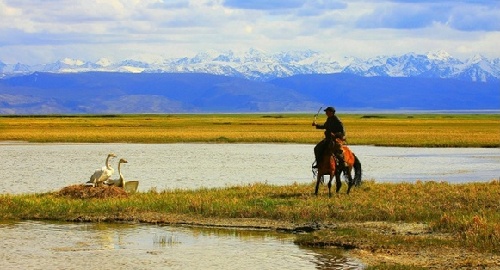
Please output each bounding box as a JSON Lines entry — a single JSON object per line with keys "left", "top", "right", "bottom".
{"left": 316, "top": 115, "right": 345, "bottom": 140}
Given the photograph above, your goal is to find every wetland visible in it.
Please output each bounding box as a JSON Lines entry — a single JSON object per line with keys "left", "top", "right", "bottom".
{"left": 1, "top": 113, "right": 499, "bottom": 269}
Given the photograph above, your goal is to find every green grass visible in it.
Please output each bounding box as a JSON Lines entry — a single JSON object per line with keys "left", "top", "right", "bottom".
{"left": 1, "top": 180, "right": 499, "bottom": 253}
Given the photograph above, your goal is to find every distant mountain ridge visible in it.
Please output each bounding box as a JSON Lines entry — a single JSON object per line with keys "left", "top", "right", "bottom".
{"left": 0, "top": 72, "right": 498, "bottom": 114}
{"left": 1, "top": 49, "right": 499, "bottom": 83}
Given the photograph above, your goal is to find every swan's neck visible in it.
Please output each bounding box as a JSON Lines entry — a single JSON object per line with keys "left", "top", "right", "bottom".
{"left": 118, "top": 163, "right": 124, "bottom": 185}
{"left": 105, "top": 156, "right": 112, "bottom": 169}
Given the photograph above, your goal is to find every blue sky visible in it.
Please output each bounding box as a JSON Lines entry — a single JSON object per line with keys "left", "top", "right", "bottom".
{"left": 1, "top": 0, "right": 499, "bottom": 64}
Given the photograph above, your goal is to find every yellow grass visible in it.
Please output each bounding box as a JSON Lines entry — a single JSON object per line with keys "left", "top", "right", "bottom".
{"left": 0, "top": 113, "right": 499, "bottom": 147}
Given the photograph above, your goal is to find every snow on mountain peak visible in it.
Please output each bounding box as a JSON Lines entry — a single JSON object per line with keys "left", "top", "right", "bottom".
{"left": 427, "top": 50, "right": 451, "bottom": 60}
{"left": 1, "top": 49, "right": 499, "bottom": 82}
{"left": 467, "top": 54, "right": 487, "bottom": 64}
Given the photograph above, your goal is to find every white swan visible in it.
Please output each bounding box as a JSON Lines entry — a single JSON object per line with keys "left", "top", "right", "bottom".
{"left": 87, "top": 153, "right": 117, "bottom": 187}
{"left": 104, "top": 158, "right": 128, "bottom": 187}
{"left": 104, "top": 158, "right": 139, "bottom": 194}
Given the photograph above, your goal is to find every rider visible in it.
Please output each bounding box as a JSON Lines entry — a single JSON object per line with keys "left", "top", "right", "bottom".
{"left": 312, "top": 106, "right": 346, "bottom": 169}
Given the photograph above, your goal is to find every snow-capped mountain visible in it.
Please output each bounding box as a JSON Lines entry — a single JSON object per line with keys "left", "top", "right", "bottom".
{"left": 1, "top": 49, "right": 499, "bottom": 82}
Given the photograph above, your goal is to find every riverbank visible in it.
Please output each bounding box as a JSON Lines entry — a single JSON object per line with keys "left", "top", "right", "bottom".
{"left": 1, "top": 181, "right": 499, "bottom": 269}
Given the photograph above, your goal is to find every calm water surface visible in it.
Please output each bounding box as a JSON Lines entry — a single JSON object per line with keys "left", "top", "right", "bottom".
{"left": 0, "top": 142, "right": 499, "bottom": 194}
{"left": 0, "top": 220, "right": 363, "bottom": 270}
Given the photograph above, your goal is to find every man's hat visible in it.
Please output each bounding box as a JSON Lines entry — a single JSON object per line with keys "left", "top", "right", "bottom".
{"left": 324, "top": 106, "right": 335, "bottom": 112}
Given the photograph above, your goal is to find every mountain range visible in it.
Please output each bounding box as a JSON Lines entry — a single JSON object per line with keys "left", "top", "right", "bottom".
{"left": 0, "top": 49, "right": 499, "bottom": 114}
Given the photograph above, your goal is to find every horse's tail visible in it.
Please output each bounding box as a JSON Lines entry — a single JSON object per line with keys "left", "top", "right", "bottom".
{"left": 353, "top": 154, "right": 362, "bottom": 186}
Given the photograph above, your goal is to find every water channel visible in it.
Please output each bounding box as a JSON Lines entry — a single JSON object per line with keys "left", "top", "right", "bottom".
{"left": 1, "top": 142, "right": 499, "bottom": 269}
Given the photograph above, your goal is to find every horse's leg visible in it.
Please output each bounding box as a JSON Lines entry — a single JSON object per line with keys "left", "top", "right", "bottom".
{"left": 327, "top": 174, "right": 334, "bottom": 197}
{"left": 335, "top": 170, "right": 342, "bottom": 194}
{"left": 314, "top": 174, "right": 322, "bottom": 196}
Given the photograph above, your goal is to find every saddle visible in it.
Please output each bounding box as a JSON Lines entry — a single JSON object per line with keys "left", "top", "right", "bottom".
{"left": 335, "top": 138, "right": 355, "bottom": 166}
{"left": 341, "top": 145, "right": 355, "bottom": 166}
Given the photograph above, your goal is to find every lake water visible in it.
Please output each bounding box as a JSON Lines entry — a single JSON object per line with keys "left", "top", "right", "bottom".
{"left": 1, "top": 142, "right": 499, "bottom": 269}
{"left": 0, "top": 220, "right": 363, "bottom": 270}
{"left": 0, "top": 142, "right": 498, "bottom": 194}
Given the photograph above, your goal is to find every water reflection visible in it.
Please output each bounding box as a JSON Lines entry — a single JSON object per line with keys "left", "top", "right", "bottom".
{"left": 306, "top": 248, "right": 363, "bottom": 270}
{"left": 0, "top": 143, "right": 498, "bottom": 194}
{"left": 0, "top": 220, "right": 364, "bottom": 270}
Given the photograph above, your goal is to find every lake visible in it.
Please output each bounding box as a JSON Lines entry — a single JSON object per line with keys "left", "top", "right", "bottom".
{"left": 0, "top": 220, "right": 363, "bottom": 270}
{"left": 0, "top": 142, "right": 498, "bottom": 194}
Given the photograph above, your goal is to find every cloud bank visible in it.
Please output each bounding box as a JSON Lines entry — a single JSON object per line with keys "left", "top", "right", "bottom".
{"left": 0, "top": 0, "right": 499, "bottom": 64}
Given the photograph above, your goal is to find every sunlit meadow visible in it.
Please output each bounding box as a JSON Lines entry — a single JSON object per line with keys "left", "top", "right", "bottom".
{"left": 0, "top": 114, "right": 499, "bottom": 146}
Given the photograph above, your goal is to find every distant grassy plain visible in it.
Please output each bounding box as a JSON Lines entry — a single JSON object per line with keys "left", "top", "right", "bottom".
{"left": 0, "top": 113, "right": 499, "bottom": 147}
{"left": 1, "top": 113, "right": 499, "bottom": 269}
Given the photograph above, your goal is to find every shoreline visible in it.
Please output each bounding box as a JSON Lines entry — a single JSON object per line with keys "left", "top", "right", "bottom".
{"left": 26, "top": 211, "right": 500, "bottom": 269}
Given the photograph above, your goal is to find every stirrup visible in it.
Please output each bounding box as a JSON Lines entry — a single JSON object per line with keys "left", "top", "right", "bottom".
{"left": 312, "top": 161, "right": 318, "bottom": 168}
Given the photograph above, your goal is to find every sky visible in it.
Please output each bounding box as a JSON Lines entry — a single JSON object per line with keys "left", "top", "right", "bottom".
{"left": 1, "top": 0, "right": 499, "bottom": 65}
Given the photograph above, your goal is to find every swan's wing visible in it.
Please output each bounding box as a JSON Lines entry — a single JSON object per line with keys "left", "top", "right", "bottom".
{"left": 89, "top": 168, "right": 104, "bottom": 182}
{"left": 97, "top": 168, "right": 114, "bottom": 182}
{"left": 104, "top": 178, "right": 119, "bottom": 186}
{"left": 124, "top": 181, "right": 139, "bottom": 194}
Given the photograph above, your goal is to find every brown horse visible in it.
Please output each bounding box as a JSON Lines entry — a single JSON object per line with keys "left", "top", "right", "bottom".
{"left": 314, "top": 138, "right": 362, "bottom": 197}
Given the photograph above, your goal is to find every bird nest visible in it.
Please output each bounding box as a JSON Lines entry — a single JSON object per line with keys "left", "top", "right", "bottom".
{"left": 57, "top": 184, "right": 128, "bottom": 199}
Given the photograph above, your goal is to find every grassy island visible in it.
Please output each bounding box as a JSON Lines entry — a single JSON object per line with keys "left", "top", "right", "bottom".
{"left": 0, "top": 113, "right": 499, "bottom": 269}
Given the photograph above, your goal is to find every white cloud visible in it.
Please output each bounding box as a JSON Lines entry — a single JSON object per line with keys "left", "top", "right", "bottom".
{"left": 0, "top": 0, "right": 498, "bottom": 65}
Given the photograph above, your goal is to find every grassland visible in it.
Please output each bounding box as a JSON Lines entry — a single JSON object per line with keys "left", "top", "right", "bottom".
{"left": 0, "top": 113, "right": 499, "bottom": 147}
{"left": 1, "top": 113, "right": 499, "bottom": 269}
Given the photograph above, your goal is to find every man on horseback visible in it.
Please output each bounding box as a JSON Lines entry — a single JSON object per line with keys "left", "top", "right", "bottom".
{"left": 312, "top": 106, "right": 346, "bottom": 170}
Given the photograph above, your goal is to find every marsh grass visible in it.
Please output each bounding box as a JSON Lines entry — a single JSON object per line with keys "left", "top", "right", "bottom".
{"left": 153, "top": 233, "right": 179, "bottom": 246}
{"left": 1, "top": 114, "right": 498, "bottom": 147}
{"left": 1, "top": 180, "right": 499, "bottom": 253}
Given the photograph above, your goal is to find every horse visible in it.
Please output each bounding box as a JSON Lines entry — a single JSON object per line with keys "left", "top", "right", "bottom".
{"left": 335, "top": 137, "right": 363, "bottom": 188}
{"left": 313, "top": 138, "right": 362, "bottom": 197}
